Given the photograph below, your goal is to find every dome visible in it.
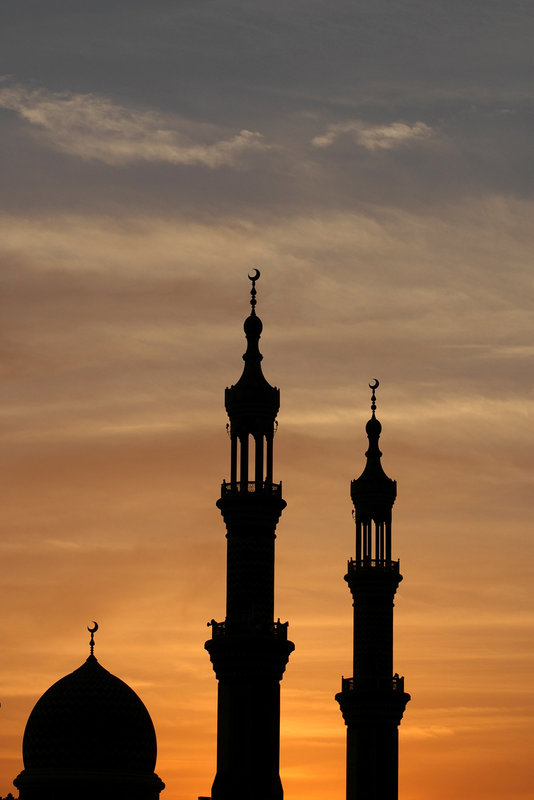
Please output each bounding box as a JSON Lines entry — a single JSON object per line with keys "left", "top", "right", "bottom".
{"left": 22, "top": 654, "right": 157, "bottom": 774}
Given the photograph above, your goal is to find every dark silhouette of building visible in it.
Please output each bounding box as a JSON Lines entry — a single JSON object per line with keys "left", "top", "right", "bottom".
{"left": 205, "top": 270, "right": 294, "bottom": 800}
{"left": 13, "top": 625, "right": 164, "bottom": 800}
{"left": 336, "top": 381, "right": 410, "bottom": 800}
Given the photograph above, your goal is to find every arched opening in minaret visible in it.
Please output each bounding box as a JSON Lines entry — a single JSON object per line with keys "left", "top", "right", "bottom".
{"left": 356, "top": 517, "right": 392, "bottom": 566}
{"left": 265, "top": 431, "right": 273, "bottom": 485}
{"left": 236, "top": 433, "right": 248, "bottom": 487}
{"left": 228, "top": 427, "right": 276, "bottom": 491}
{"left": 230, "top": 432, "right": 238, "bottom": 485}
{"left": 253, "top": 432, "right": 263, "bottom": 487}
{"left": 232, "top": 432, "right": 263, "bottom": 489}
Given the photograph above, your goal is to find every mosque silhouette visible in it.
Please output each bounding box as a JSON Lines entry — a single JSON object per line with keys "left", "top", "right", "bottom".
{"left": 2, "top": 273, "right": 408, "bottom": 800}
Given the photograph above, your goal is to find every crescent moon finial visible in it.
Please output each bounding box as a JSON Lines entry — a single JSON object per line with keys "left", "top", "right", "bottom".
{"left": 87, "top": 621, "right": 98, "bottom": 657}
{"left": 369, "top": 378, "right": 379, "bottom": 390}
{"left": 248, "top": 268, "right": 260, "bottom": 282}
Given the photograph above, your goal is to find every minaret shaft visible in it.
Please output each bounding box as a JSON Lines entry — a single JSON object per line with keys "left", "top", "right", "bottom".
{"left": 336, "top": 384, "right": 409, "bottom": 800}
{"left": 352, "top": 577, "right": 396, "bottom": 683}
{"left": 226, "top": 521, "right": 275, "bottom": 624}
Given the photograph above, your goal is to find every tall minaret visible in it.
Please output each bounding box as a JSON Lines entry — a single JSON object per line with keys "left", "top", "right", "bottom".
{"left": 336, "top": 380, "right": 410, "bottom": 800}
{"left": 205, "top": 270, "right": 294, "bottom": 800}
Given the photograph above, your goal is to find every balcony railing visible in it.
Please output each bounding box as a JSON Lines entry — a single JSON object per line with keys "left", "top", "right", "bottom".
{"left": 340, "top": 674, "right": 405, "bottom": 693}
{"left": 347, "top": 558, "right": 400, "bottom": 574}
{"left": 221, "top": 480, "right": 282, "bottom": 497}
{"left": 208, "top": 619, "right": 289, "bottom": 639}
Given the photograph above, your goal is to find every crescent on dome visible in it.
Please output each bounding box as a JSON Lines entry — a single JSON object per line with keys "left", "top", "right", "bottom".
{"left": 87, "top": 621, "right": 99, "bottom": 634}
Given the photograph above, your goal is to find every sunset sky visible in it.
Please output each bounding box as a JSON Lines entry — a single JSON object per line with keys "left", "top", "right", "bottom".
{"left": 1, "top": 2, "right": 533, "bottom": 799}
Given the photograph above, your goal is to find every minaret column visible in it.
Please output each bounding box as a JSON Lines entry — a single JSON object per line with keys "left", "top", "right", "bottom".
{"left": 336, "top": 381, "right": 410, "bottom": 800}
{"left": 205, "top": 271, "right": 293, "bottom": 800}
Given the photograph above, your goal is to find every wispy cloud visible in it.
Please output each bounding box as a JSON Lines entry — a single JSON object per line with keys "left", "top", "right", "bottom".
{"left": 0, "top": 81, "right": 267, "bottom": 167}
{"left": 311, "top": 119, "right": 433, "bottom": 150}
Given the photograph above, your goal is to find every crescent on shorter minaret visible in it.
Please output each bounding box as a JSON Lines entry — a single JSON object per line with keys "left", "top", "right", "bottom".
{"left": 369, "top": 379, "right": 379, "bottom": 390}
{"left": 248, "top": 268, "right": 261, "bottom": 281}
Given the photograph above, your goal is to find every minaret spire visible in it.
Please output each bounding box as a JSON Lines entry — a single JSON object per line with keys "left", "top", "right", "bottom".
{"left": 336, "top": 382, "right": 410, "bottom": 800}
{"left": 205, "top": 273, "right": 293, "bottom": 800}
{"left": 248, "top": 267, "right": 260, "bottom": 314}
{"left": 370, "top": 377, "right": 378, "bottom": 414}
{"left": 365, "top": 378, "right": 383, "bottom": 461}
{"left": 240, "top": 269, "right": 265, "bottom": 379}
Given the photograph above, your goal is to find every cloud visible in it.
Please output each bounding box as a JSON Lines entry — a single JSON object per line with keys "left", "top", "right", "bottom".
{"left": 311, "top": 119, "right": 433, "bottom": 150}
{"left": 0, "top": 81, "right": 267, "bottom": 167}
{"left": 1, "top": 193, "right": 532, "bottom": 461}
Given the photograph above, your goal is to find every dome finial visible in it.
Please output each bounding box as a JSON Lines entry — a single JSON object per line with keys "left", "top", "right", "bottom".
{"left": 369, "top": 378, "right": 379, "bottom": 417}
{"left": 248, "top": 268, "right": 261, "bottom": 315}
{"left": 87, "top": 621, "right": 98, "bottom": 657}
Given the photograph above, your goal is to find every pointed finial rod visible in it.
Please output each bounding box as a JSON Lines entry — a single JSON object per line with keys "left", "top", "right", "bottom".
{"left": 369, "top": 379, "right": 379, "bottom": 416}
{"left": 87, "top": 621, "right": 98, "bottom": 656}
{"left": 248, "top": 268, "right": 261, "bottom": 315}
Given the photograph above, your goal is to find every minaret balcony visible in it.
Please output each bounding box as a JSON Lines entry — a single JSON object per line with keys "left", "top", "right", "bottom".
{"left": 340, "top": 674, "right": 406, "bottom": 693}
{"left": 221, "top": 480, "right": 282, "bottom": 497}
{"left": 347, "top": 557, "right": 400, "bottom": 574}
{"left": 208, "top": 619, "right": 290, "bottom": 640}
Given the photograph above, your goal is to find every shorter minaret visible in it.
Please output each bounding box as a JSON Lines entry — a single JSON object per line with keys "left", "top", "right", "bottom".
{"left": 336, "top": 381, "right": 410, "bottom": 800}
